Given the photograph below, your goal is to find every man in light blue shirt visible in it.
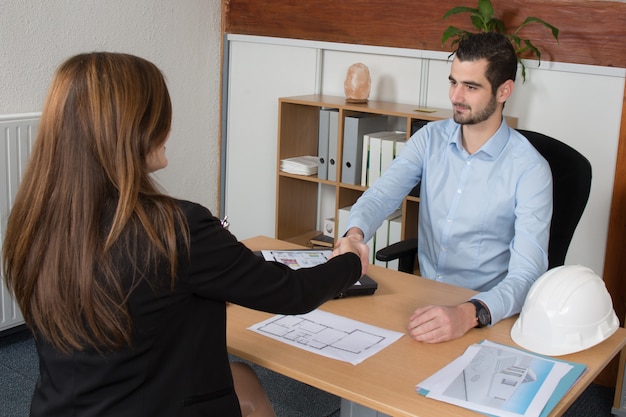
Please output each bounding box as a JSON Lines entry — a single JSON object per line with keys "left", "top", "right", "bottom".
{"left": 337, "top": 32, "right": 552, "bottom": 343}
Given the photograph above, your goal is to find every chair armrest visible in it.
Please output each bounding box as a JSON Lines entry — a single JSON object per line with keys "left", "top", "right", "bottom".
{"left": 375, "top": 238, "right": 418, "bottom": 274}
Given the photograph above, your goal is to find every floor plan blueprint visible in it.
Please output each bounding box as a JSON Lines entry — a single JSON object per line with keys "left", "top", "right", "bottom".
{"left": 249, "top": 309, "right": 404, "bottom": 365}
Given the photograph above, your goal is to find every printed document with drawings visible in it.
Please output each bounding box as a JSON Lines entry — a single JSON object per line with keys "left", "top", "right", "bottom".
{"left": 260, "top": 249, "right": 330, "bottom": 269}
{"left": 416, "top": 340, "right": 586, "bottom": 417}
{"left": 249, "top": 309, "right": 403, "bottom": 365}
{"left": 259, "top": 249, "right": 378, "bottom": 297}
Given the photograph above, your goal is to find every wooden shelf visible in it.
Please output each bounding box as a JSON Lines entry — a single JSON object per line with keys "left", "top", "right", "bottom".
{"left": 275, "top": 94, "right": 516, "bottom": 244}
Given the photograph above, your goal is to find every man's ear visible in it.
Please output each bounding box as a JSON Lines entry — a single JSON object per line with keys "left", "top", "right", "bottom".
{"left": 497, "top": 79, "right": 515, "bottom": 103}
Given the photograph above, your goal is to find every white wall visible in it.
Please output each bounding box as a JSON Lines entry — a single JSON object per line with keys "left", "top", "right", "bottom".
{"left": 225, "top": 41, "right": 320, "bottom": 238}
{"left": 225, "top": 35, "right": 626, "bottom": 276}
{"left": 1, "top": 0, "right": 221, "bottom": 212}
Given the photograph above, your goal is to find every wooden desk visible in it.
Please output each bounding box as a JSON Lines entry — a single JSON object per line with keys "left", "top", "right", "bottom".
{"left": 227, "top": 236, "right": 626, "bottom": 417}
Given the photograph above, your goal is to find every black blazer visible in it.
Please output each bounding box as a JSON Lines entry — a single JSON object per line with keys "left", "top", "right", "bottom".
{"left": 30, "top": 200, "right": 361, "bottom": 417}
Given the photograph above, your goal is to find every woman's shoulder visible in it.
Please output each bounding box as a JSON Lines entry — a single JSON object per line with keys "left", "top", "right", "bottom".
{"left": 171, "top": 199, "right": 223, "bottom": 231}
{"left": 173, "top": 199, "right": 213, "bottom": 217}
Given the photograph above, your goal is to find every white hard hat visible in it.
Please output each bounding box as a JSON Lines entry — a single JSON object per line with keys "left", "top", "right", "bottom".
{"left": 511, "top": 265, "right": 619, "bottom": 356}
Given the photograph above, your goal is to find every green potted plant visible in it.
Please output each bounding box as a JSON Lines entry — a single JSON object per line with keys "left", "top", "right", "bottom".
{"left": 441, "top": 0, "right": 559, "bottom": 81}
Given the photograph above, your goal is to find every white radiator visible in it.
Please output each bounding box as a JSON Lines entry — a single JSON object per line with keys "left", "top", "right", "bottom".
{"left": 0, "top": 113, "right": 40, "bottom": 332}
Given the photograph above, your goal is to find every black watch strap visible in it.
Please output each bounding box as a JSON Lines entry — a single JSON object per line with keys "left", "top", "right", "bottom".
{"left": 469, "top": 299, "right": 491, "bottom": 328}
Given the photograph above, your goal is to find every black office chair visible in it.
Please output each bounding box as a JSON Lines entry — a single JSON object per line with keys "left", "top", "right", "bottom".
{"left": 375, "top": 130, "right": 592, "bottom": 272}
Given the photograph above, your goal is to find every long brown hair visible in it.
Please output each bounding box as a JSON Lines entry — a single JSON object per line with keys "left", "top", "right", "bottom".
{"left": 2, "top": 52, "right": 188, "bottom": 353}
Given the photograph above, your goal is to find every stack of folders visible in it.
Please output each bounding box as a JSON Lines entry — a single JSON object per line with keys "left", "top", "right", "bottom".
{"left": 374, "top": 210, "right": 403, "bottom": 269}
{"left": 341, "top": 114, "right": 388, "bottom": 185}
{"left": 361, "top": 131, "right": 407, "bottom": 187}
{"left": 280, "top": 155, "right": 319, "bottom": 176}
{"left": 317, "top": 108, "right": 339, "bottom": 181}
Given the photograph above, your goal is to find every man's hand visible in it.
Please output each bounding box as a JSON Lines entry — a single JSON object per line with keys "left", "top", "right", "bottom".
{"left": 332, "top": 228, "right": 369, "bottom": 276}
{"left": 407, "top": 302, "right": 476, "bottom": 343}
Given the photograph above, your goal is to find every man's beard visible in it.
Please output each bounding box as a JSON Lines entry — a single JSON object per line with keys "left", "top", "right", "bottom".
{"left": 453, "top": 95, "right": 497, "bottom": 125}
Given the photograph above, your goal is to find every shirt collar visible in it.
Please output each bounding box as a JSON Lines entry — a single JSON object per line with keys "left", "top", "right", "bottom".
{"left": 450, "top": 118, "right": 510, "bottom": 159}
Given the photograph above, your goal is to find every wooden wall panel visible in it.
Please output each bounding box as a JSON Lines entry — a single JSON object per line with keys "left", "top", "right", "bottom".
{"left": 601, "top": 82, "right": 626, "bottom": 387}
{"left": 223, "top": 0, "right": 626, "bottom": 68}
{"left": 607, "top": 86, "right": 626, "bottom": 329}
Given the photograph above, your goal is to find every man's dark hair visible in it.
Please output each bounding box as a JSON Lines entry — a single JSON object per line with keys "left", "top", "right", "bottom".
{"left": 455, "top": 32, "right": 518, "bottom": 95}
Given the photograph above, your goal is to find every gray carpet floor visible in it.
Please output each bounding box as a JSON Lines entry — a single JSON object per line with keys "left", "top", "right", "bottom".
{"left": 0, "top": 327, "right": 615, "bottom": 417}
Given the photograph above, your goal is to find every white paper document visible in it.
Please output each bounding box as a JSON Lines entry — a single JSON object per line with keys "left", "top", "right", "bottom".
{"left": 249, "top": 309, "right": 404, "bottom": 365}
{"left": 261, "top": 249, "right": 330, "bottom": 269}
{"left": 416, "top": 340, "right": 584, "bottom": 417}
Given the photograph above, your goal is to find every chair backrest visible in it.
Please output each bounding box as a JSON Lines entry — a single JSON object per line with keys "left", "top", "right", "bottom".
{"left": 517, "top": 129, "right": 592, "bottom": 268}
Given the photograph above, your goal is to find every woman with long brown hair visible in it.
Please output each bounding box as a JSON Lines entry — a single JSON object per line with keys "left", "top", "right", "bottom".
{"left": 2, "top": 52, "right": 366, "bottom": 417}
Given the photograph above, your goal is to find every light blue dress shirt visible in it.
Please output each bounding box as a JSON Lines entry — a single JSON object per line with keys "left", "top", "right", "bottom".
{"left": 345, "top": 118, "right": 552, "bottom": 325}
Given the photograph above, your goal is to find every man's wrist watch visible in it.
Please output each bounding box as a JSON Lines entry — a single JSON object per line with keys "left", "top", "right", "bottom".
{"left": 469, "top": 299, "right": 491, "bottom": 328}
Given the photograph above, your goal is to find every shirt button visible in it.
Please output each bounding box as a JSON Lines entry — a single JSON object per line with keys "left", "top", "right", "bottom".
{"left": 457, "top": 189, "right": 462, "bottom": 194}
